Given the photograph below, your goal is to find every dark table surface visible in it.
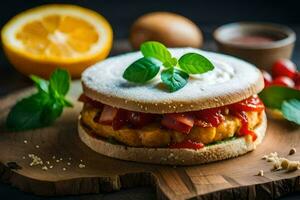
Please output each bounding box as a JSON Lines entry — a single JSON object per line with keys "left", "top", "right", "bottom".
{"left": 0, "top": 19, "right": 300, "bottom": 200}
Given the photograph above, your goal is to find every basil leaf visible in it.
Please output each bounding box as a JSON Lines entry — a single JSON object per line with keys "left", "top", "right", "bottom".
{"left": 141, "top": 41, "right": 172, "bottom": 63}
{"left": 163, "top": 57, "right": 178, "bottom": 68}
{"left": 62, "top": 98, "right": 73, "bottom": 107}
{"left": 259, "top": 86, "right": 300, "bottom": 109}
{"left": 178, "top": 53, "right": 214, "bottom": 74}
{"left": 282, "top": 99, "right": 300, "bottom": 125}
{"left": 161, "top": 68, "right": 189, "bottom": 92}
{"left": 6, "top": 92, "right": 51, "bottom": 131}
{"left": 123, "top": 57, "right": 160, "bottom": 83}
{"left": 49, "top": 69, "right": 70, "bottom": 97}
{"left": 42, "top": 100, "right": 64, "bottom": 125}
{"left": 30, "top": 75, "right": 49, "bottom": 93}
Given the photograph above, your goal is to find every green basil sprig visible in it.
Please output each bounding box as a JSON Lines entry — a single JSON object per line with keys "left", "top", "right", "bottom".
{"left": 6, "top": 69, "right": 73, "bottom": 131}
{"left": 259, "top": 86, "right": 300, "bottom": 125}
{"left": 123, "top": 41, "right": 214, "bottom": 92}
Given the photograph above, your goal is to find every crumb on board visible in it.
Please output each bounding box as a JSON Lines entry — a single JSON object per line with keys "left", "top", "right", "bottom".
{"left": 257, "top": 170, "right": 264, "bottom": 176}
{"left": 28, "top": 154, "right": 43, "bottom": 166}
{"left": 79, "top": 164, "right": 85, "bottom": 168}
{"left": 262, "top": 151, "right": 300, "bottom": 173}
{"left": 289, "top": 148, "right": 296, "bottom": 155}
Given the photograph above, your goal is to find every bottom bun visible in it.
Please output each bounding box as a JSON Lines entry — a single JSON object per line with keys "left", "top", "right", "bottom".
{"left": 78, "top": 112, "right": 267, "bottom": 165}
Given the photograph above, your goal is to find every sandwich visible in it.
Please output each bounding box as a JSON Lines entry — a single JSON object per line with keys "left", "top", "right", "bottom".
{"left": 78, "top": 47, "right": 266, "bottom": 165}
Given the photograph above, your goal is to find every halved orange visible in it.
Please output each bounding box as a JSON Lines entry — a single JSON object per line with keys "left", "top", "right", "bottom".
{"left": 1, "top": 4, "right": 113, "bottom": 78}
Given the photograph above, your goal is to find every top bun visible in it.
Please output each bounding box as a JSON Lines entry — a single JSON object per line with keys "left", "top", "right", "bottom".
{"left": 82, "top": 48, "right": 264, "bottom": 113}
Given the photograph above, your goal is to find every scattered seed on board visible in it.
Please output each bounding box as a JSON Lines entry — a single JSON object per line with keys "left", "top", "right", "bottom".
{"left": 289, "top": 148, "right": 296, "bottom": 155}
{"left": 49, "top": 165, "right": 53, "bottom": 169}
{"left": 35, "top": 145, "right": 40, "bottom": 149}
{"left": 63, "top": 167, "right": 66, "bottom": 171}
{"left": 257, "top": 170, "right": 264, "bottom": 176}
{"left": 22, "top": 156, "right": 26, "bottom": 160}
{"left": 42, "top": 166, "right": 48, "bottom": 171}
{"left": 262, "top": 151, "right": 300, "bottom": 173}
{"left": 273, "top": 162, "right": 281, "bottom": 171}
{"left": 56, "top": 160, "right": 60, "bottom": 163}
{"left": 281, "top": 159, "right": 289, "bottom": 169}
{"left": 67, "top": 162, "right": 71, "bottom": 166}
{"left": 52, "top": 156, "right": 56, "bottom": 160}
{"left": 23, "top": 140, "right": 28, "bottom": 144}
{"left": 79, "top": 164, "right": 85, "bottom": 168}
{"left": 287, "top": 161, "right": 299, "bottom": 172}
{"left": 60, "top": 158, "right": 63, "bottom": 161}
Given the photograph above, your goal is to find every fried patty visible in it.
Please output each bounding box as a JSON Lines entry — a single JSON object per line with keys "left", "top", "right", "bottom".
{"left": 81, "top": 104, "right": 263, "bottom": 147}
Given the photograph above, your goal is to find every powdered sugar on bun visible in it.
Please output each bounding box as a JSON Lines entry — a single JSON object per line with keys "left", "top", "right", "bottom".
{"left": 82, "top": 48, "right": 264, "bottom": 113}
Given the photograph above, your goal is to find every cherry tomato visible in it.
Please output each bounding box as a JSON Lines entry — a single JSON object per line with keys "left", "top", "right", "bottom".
{"left": 293, "top": 72, "right": 300, "bottom": 86}
{"left": 271, "top": 76, "right": 295, "bottom": 87}
{"left": 261, "top": 70, "right": 272, "bottom": 87}
{"left": 169, "top": 140, "right": 204, "bottom": 150}
{"left": 294, "top": 85, "right": 300, "bottom": 90}
{"left": 272, "top": 59, "right": 296, "bottom": 79}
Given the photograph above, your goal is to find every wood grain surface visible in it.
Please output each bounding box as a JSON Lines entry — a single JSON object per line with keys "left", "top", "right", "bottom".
{"left": 0, "top": 81, "right": 300, "bottom": 200}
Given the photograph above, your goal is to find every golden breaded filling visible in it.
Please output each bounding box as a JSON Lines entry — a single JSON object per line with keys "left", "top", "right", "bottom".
{"left": 81, "top": 104, "right": 263, "bottom": 147}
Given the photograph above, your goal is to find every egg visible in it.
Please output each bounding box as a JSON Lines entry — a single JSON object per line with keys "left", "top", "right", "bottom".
{"left": 130, "top": 12, "right": 203, "bottom": 49}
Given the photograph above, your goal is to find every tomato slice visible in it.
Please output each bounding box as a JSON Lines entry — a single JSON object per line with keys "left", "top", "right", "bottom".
{"left": 161, "top": 113, "right": 194, "bottom": 134}
{"left": 98, "top": 105, "right": 118, "bottom": 125}
{"left": 194, "top": 108, "right": 224, "bottom": 127}
{"left": 170, "top": 140, "right": 204, "bottom": 150}
{"left": 229, "top": 95, "right": 264, "bottom": 112}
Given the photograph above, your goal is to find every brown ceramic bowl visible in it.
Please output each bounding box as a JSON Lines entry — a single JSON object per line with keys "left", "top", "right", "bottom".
{"left": 213, "top": 22, "right": 296, "bottom": 70}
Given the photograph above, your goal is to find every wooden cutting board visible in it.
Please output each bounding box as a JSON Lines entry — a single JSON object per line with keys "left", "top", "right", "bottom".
{"left": 0, "top": 81, "right": 300, "bottom": 200}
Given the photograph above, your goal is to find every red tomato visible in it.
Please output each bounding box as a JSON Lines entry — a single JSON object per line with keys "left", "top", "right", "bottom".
{"left": 271, "top": 76, "right": 295, "bottom": 87}
{"left": 272, "top": 59, "right": 296, "bottom": 79}
{"left": 169, "top": 140, "right": 204, "bottom": 150}
{"left": 161, "top": 113, "right": 194, "bottom": 134}
{"left": 127, "top": 111, "right": 154, "bottom": 127}
{"left": 98, "top": 105, "right": 118, "bottom": 125}
{"left": 229, "top": 95, "right": 265, "bottom": 112}
{"left": 293, "top": 72, "right": 300, "bottom": 86}
{"left": 261, "top": 70, "right": 272, "bottom": 87}
{"left": 194, "top": 108, "right": 224, "bottom": 127}
{"left": 294, "top": 85, "right": 300, "bottom": 90}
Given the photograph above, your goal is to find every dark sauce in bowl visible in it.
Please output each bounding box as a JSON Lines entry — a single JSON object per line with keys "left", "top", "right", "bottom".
{"left": 229, "top": 32, "right": 287, "bottom": 46}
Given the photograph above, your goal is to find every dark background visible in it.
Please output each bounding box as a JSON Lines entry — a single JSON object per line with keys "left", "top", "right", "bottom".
{"left": 1, "top": 0, "right": 300, "bottom": 199}
{"left": 2, "top": 0, "right": 300, "bottom": 71}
